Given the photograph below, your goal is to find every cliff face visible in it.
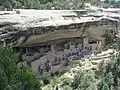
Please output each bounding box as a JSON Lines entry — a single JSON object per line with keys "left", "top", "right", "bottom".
{"left": 0, "top": 9, "right": 119, "bottom": 47}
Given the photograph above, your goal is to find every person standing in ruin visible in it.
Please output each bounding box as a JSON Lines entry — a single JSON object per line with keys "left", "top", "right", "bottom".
{"left": 38, "top": 64, "right": 43, "bottom": 74}
{"left": 45, "top": 60, "right": 51, "bottom": 72}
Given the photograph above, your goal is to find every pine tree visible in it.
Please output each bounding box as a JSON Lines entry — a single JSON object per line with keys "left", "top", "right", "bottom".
{"left": 101, "top": 83, "right": 110, "bottom": 90}
{"left": 104, "top": 0, "right": 110, "bottom": 4}
{"left": 0, "top": 48, "right": 42, "bottom": 90}
{"left": 3, "top": 0, "right": 13, "bottom": 10}
{"left": 0, "top": 68, "right": 8, "bottom": 90}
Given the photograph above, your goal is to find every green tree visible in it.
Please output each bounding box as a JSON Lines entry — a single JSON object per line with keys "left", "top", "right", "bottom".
{"left": 104, "top": 0, "right": 110, "bottom": 4}
{"left": 101, "top": 83, "right": 110, "bottom": 90}
{"left": 3, "top": 0, "right": 13, "bottom": 10}
{"left": 0, "top": 68, "right": 8, "bottom": 90}
{"left": 0, "top": 0, "right": 89, "bottom": 10}
{"left": 0, "top": 48, "right": 42, "bottom": 90}
{"left": 72, "top": 68, "right": 97, "bottom": 90}
{"left": 63, "top": 85, "right": 73, "bottom": 90}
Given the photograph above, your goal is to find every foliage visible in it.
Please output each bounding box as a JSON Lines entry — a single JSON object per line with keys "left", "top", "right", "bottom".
{"left": 0, "top": 68, "right": 8, "bottom": 90}
{"left": 104, "top": 0, "right": 110, "bottom": 4}
{"left": 0, "top": 48, "right": 42, "bottom": 90}
{"left": 0, "top": 0, "right": 98, "bottom": 10}
{"left": 104, "top": 29, "right": 116, "bottom": 46}
{"left": 50, "top": 76, "right": 62, "bottom": 88}
{"left": 104, "top": 0, "right": 120, "bottom": 8}
{"left": 72, "top": 68, "right": 97, "bottom": 90}
{"left": 42, "top": 84, "right": 53, "bottom": 90}
{"left": 63, "top": 85, "right": 73, "bottom": 90}
{"left": 98, "top": 50, "right": 120, "bottom": 90}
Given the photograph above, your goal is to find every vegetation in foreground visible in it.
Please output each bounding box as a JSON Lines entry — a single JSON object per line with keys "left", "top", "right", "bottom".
{"left": 0, "top": 43, "right": 120, "bottom": 90}
{"left": 0, "top": 47, "right": 42, "bottom": 90}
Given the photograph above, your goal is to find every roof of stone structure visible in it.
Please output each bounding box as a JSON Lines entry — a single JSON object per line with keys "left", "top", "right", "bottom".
{"left": 16, "top": 30, "right": 87, "bottom": 47}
